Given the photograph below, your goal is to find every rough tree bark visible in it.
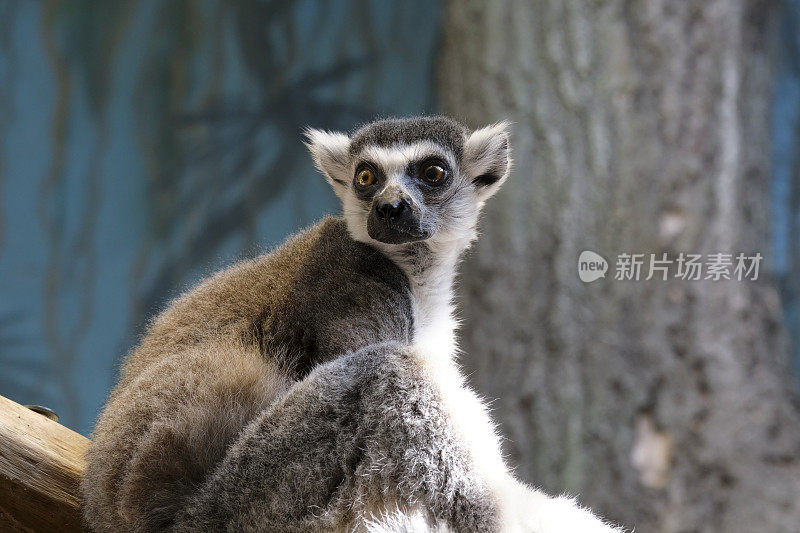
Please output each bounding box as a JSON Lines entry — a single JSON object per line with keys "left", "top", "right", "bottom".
{"left": 439, "top": 1, "right": 800, "bottom": 531}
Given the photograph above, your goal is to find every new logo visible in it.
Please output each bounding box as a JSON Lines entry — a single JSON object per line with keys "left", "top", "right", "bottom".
{"left": 578, "top": 250, "right": 608, "bottom": 283}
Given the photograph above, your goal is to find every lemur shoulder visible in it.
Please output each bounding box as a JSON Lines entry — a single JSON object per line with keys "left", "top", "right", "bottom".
{"left": 82, "top": 116, "right": 622, "bottom": 532}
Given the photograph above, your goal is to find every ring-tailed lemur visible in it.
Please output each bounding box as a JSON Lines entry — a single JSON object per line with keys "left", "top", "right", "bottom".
{"left": 82, "top": 116, "right": 622, "bottom": 532}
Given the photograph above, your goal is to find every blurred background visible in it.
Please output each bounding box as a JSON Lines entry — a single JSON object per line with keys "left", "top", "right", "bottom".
{"left": 1, "top": 0, "right": 799, "bottom": 531}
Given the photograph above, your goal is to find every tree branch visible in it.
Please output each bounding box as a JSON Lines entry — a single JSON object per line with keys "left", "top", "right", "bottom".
{"left": 0, "top": 394, "right": 87, "bottom": 532}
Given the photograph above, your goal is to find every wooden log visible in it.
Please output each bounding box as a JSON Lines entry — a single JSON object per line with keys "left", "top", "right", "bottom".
{"left": 0, "top": 394, "right": 88, "bottom": 532}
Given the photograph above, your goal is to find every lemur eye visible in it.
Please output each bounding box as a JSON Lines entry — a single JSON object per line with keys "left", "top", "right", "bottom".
{"left": 356, "top": 168, "right": 375, "bottom": 187}
{"left": 423, "top": 164, "right": 446, "bottom": 183}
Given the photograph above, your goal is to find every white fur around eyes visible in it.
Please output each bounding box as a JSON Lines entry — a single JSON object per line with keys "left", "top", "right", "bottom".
{"left": 357, "top": 141, "right": 459, "bottom": 178}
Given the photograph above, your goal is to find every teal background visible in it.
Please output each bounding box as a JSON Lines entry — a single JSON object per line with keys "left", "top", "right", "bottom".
{"left": 0, "top": 0, "right": 439, "bottom": 434}
{"left": 773, "top": 0, "right": 800, "bottom": 379}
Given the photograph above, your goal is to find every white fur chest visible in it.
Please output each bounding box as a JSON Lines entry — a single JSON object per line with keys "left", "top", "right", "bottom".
{"left": 407, "top": 276, "right": 511, "bottom": 489}
{"left": 400, "top": 241, "right": 465, "bottom": 362}
{"left": 410, "top": 285, "right": 458, "bottom": 360}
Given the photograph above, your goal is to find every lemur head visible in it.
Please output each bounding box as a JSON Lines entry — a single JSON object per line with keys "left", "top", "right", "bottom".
{"left": 305, "top": 116, "right": 510, "bottom": 249}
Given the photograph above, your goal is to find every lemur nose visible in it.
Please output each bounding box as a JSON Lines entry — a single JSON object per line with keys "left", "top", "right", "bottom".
{"left": 375, "top": 198, "right": 407, "bottom": 221}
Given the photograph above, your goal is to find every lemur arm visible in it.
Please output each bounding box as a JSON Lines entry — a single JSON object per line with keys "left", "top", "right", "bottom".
{"left": 171, "top": 342, "right": 497, "bottom": 532}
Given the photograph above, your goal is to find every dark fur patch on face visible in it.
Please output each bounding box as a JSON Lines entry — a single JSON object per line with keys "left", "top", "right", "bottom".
{"left": 349, "top": 116, "right": 468, "bottom": 161}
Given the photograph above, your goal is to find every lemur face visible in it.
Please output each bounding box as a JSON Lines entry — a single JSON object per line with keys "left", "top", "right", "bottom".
{"left": 306, "top": 116, "right": 510, "bottom": 247}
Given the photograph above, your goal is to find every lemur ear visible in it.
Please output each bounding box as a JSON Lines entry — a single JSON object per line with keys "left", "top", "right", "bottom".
{"left": 463, "top": 121, "right": 512, "bottom": 202}
{"left": 304, "top": 128, "right": 351, "bottom": 196}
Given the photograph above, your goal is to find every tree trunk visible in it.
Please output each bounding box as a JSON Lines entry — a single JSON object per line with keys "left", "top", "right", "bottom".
{"left": 439, "top": 1, "right": 800, "bottom": 531}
